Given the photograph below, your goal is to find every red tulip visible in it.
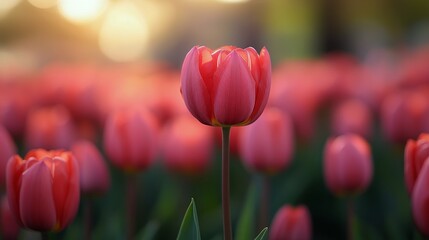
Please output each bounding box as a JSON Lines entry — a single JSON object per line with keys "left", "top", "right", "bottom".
{"left": 269, "top": 205, "right": 312, "bottom": 240}
{"left": 0, "top": 125, "right": 16, "bottom": 190}
{"left": 239, "top": 107, "right": 294, "bottom": 174}
{"left": 161, "top": 114, "right": 214, "bottom": 175}
{"left": 103, "top": 107, "right": 158, "bottom": 172}
{"left": 404, "top": 133, "right": 429, "bottom": 195}
{"left": 180, "top": 46, "right": 271, "bottom": 126}
{"left": 6, "top": 149, "right": 80, "bottom": 232}
{"left": 1, "top": 196, "right": 20, "bottom": 240}
{"left": 411, "top": 158, "right": 429, "bottom": 237}
{"left": 323, "top": 134, "right": 373, "bottom": 196}
{"left": 25, "top": 105, "right": 76, "bottom": 150}
{"left": 71, "top": 140, "right": 111, "bottom": 195}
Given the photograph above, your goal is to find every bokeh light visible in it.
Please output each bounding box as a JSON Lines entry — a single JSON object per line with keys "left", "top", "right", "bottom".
{"left": 27, "top": 0, "right": 56, "bottom": 9}
{"left": 0, "top": 0, "right": 21, "bottom": 18}
{"left": 58, "top": 0, "right": 107, "bottom": 23}
{"left": 98, "top": 1, "right": 149, "bottom": 62}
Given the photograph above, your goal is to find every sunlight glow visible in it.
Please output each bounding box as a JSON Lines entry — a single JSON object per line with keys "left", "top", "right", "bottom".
{"left": 0, "top": 0, "right": 21, "bottom": 18}
{"left": 58, "top": 0, "right": 107, "bottom": 23}
{"left": 27, "top": 0, "right": 56, "bottom": 9}
{"left": 98, "top": 1, "right": 149, "bottom": 62}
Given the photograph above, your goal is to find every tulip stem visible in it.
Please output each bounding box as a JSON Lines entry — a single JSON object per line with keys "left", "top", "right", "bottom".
{"left": 126, "top": 174, "right": 138, "bottom": 240}
{"left": 222, "top": 127, "right": 232, "bottom": 240}
{"left": 259, "top": 175, "right": 270, "bottom": 229}
{"left": 347, "top": 198, "right": 355, "bottom": 240}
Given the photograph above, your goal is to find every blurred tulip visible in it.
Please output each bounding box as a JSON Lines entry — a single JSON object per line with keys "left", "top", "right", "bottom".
{"left": 1, "top": 195, "right": 20, "bottom": 240}
{"left": 269, "top": 205, "right": 312, "bottom": 240}
{"left": 0, "top": 125, "right": 16, "bottom": 190}
{"left": 323, "top": 134, "right": 373, "bottom": 196}
{"left": 330, "top": 99, "right": 373, "bottom": 139}
{"left": 404, "top": 133, "right": 429, "bottom": 195}
{"left": 239, "top": 107, "right": 294, "bottom": 174}
{"left": 180, "top": 46, "right": 271, "bottom": 126}
{"left": 25, "top": 105, "right": 76, "bottom": 150}
{"left": 161, "top": 114, "right": 214, "bottom": 175}
{"left": 103, "top": 107, "right": 158, "bottom": 172}
{"left": 0, "top": 85, "right": 32, "bottom": 138}
{"left": 71, "top": 140, "right": 110, "bottom": 195}
{"left": 411, "top": 158, "right": 429, "bottom": 237}
{"left": 6, "top": 149, "right": 80, "bottom": 232}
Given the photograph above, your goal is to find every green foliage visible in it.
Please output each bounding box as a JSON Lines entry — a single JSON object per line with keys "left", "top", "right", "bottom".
{"left": 177, "top": 198, "right": 201, "bottom": 240}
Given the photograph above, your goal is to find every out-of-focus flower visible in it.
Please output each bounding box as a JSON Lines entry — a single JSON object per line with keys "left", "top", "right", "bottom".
{"left": 0, "top": 125, "right": 16, "bottom": 190}
{"left": 269, "top": 205, "right": 312, "bottom": 240}
{"left": 180, "top": 46, "right": 271, "bottom": 127}
{"left": 239, "top": 107, "right": 294, "bottom": 174}
{"left": 161, "top": 114, "right": 214, "bottom": 175}
{"left": 0, "top": 85, "right": 32, "bottom": 138}
{"left": 404, "top": 133, "right": 429, "bottom": 195}
{"left": 103, "top": 107, "right": 158, "bottom": 173}
{"left": 323, "top": 134, "right": 373, "bottom": 196}
{"left": 25, "top": 105, "right": 76, "bottom": 150}
{"left": 6, "top": 149, "right": 80, "bottom": 232}
{"left": 330, "top": 99, "right": 373, "bottom": 139}
{"left": 71, "top": 140, "right": 110, "bottom": 195}
{"left": 1, "top": 195, "right": 20, "bottom": 240}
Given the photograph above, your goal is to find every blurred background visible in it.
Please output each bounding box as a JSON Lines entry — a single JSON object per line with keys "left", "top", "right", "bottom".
{"left": 2, "top": 0, "right": 429, "bottom": 239}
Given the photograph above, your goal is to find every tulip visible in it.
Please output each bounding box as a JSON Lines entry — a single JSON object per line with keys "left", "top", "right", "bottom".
{"left": 239, "top": 107, "right": 294, "bottom": 174}
{"left": 180, "top": 46, "right": 271, "bottom": 127}
{"left": 323, "top": 134, "right": 373, "bottom": 196}
{"left": 161, "top": 114, "right": 214, "bottom": 175}
{"left": 411, "top": 158, "right": 429, "bottom": 237}
{"left": 1, "top": 195, "right": 20, "bottom": 240}
{"left": 71, "top": 140, "right": 110, "bottom": 195}
{"left": 404, "top": 133, "right": 429, "bottom": 195}
{"left": 6, "top": 149, "right": 80, "bottom": 232}
{"left": 103, "top": 107, "right": 158, "bottom": 172}
{"left": 0, "top": 125, "right": 16, "bottom": 190}
{"left": 269, "top": 205, "right": 312, "bottom": 240}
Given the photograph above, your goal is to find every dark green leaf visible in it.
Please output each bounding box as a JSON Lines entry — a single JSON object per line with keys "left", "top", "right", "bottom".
{"left": 176, "top": 198, "right": 201, "bottom": 240}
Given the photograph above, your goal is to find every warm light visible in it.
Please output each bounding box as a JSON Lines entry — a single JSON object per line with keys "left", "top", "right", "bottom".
{"left": 99, "top": 1, "right": 149, "bottom": 62}
{"left": 0, "top": 0, "right": 21, "bottom": 18}
{"left": 58, "top": 0, "right": 107, "bottom": 23}
{"left": 216, "top": 0, "right": 250, "bottom": 3}
{"left": 27, "top": 0, "right": 56, "bottom": 9}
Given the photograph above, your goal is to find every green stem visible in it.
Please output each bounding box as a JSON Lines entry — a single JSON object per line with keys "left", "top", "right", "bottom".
{"left": 126, "top": 174, "right": 138, "bottom": 240}
{"left": 222, "top": 127, "right": 232, "bottom": 240}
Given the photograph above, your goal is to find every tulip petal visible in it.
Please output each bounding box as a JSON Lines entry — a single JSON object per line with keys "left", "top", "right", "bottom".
{"left": 6, "top": 155, "right": 25, "bottom": 226}
{"left": 405, "top": 139, "right": 417, "bottom": 195}
{"left": 213, "top": 50, "right": 255, "bottom": 125}
{"left": 180, "top": 47, "right": 213, "bottom": 125}
{"left": 412, "top": 158, "right": 429, "bottom": 236}
{"left": 19, "top": 161, "right": 56, "bottom": 231}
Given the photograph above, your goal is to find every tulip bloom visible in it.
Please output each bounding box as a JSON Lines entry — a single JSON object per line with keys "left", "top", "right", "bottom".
{"left": 0, "top": 125, "right": 16, "bottom": 190}
{"left": 1, "top": 196, "right": 20, "bottom": 240}
{"left": 404, "top": 133, "right": 429, "bottom": 195}
{"left": 180, "top": 46, "right": 271, "bottom": 126}
{"left": 269, "top": 205, "right": 312, "bottom": 240}
{"left": 6, "top": 149, "right": 80, "bottom": 232}
{"left": 239, "top": 107, "right": 294, "bottom": 174}
{"left": 323, "top": 134, "right": 373, "bottom": 196}
{"left": 71, "top": 140, "right": 111, "bottom": 195}
{"left": 161, "top": 114, "right": 214, "bottom": 175}
{"left": 103, "top": 107, "right": 158, "bottom": 172}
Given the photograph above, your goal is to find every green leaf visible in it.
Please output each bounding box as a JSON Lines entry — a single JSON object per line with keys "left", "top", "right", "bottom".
{"left": 254, "top": 227, "right": 268, "bottom": 240}
{"left": 137, "top": 221, "right": 159, "bottom": 240}
{"left": 176, "top": 198, "right": 201, "bottom": 240}
{"left": 236, "top": 183, "right": 258, "bottom": 240}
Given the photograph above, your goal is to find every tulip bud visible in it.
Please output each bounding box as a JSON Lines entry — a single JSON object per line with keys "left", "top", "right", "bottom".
{"left": 239, "top": 107, "right": 294, "bottom": 174}
{"left": 103, "top": 107, "right": 158, "bottom": 172}
{"left": 323, "top": 134, "right": 373, "bottom": 196}
{"left": 180, "top": 46, "right": 271, "bottom": 127}
{"left": 404, "top": 133, "right": 429, "bottom": 195}
{"left": 1, "top": 196, "right": 20, "bottom": 240}
{"left": 6, "top": 149, "right": 80, "bottom": 232}
{"left": 161, "top": 114, "right": 214, "bottom": 175}
{"left": 71, "top": 140, "right": 111, "bottom": 195}
{"left": 0, "top": 125, "right": 16, "bottom": 190}
{"left": 269, "top": 205, "right": 312, "bottom": 240}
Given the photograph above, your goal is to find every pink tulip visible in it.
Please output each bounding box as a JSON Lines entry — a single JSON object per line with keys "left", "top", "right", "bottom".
{"left": 103, "top": 107, "right": 158, "bottom": 172}
{"left": 25, "top": 105, "right": 76, "bottom": 150}
{"left": 180, "top": 46, "right": 271, "bottom": 126}
{"left": 239, "top": 107, "right": 294, "bottom": 174}
{"left": 330, "top": 99, "right": 373, "bottom": 139}
{"left": 1, "top": 196, "right": 20, "bottom": 240}
{"left": 404, "top": 133, "right": 429, "bottom": 195}
{"left": 411, "top": 158, "right": 429, "bottom": 237}
{"left": 269, "top": 205, "right": 312, "bottom": 240}
{"left": 71, "top": 140, "right": 111, "bottom": 195}
{"left": 6, "top": 149, "right": 80, "bottom": 232}
{"left": 161, "top": 114, "right": 214, "bottom": 175}
{"left": 0, "top": 125, "right": 16, "bottom": 190}
{"left": 323, "top": 134, "right": 373, "bottom": 196}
